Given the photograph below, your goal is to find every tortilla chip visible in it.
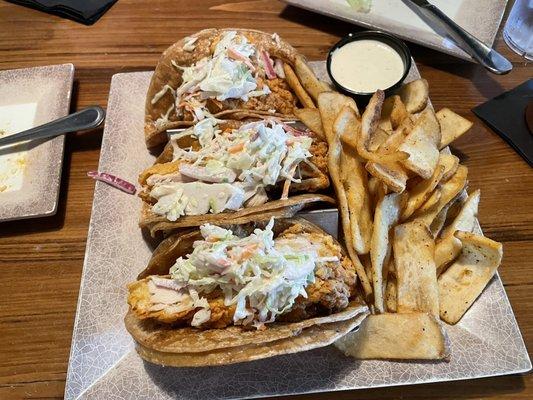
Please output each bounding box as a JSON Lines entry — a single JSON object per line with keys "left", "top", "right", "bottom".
{"left": 294, "top": 108, "right": 325, "bottom": 140}
{"left": 283, "top": 63, "right": 315, "bottom": 108}
{"left": 385, "top": 274, "right": 397, "bottom": 312}
{"left": 294, "top": 55, "right": 331, "bottom": 103}
{"left": 435, "top": 235, "right": 462, "bottom": 276}
{"left": 365, "top": 161, "right": 408, "bottom": 193}
{"left": 439, "top": 231, "right": 503, "bottom": 324}
{"left": 382, "top": 95, "right": 409, "bottom": 131}
{"left": 401, "top": 165, "right": 445, "bottom": 221}
{"left": 318, "top": 92, "right": 356, "bottom": 144}
{"left": 399, "top": 109, "right": 441, "bottom": 179}
{"left": 415, "top": 164, "right": 468, "bottom": 226}
{"left": 439, "top": 152, "right": 460, "bottom": 181}
{"left": 440, "top": 189, "right": 480, "bottom": 239}
{"left": 370, "top": 193, "right": 402, "bottom": 312}
{"left": 430, "top": 201, "right": 452, "bottom": 238}
{"left": 341, "top": 146, "right": 373, "bottom": 254}
{"left": 393, "top": 220, "right": 439, "bottom": 316}
{"left": 360, "top": 90, "right": 385, "bottom": 153}
{"left": 335, "top": 313, "right": 450, "bottom": 360}
{"left": 399, "top": 78, "right": 429, "bottom": 114}
{"left": 368, "top": 127, "right": 390, "bottom": 152}
{"left": 131, "top": 310, "right": 368, "bottom": 367}
{"left": 437, "top": 108, "right": 473, "bottom": 149}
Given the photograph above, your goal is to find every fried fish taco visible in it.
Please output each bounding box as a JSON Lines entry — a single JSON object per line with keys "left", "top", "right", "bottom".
{"left": 145, "top": 28, "right": 326, "bottom": 147}
{"left": 125, "top": 218, "right": 369, "bottom": 367}
{"left": 138, "top": 118, "right": 332, "bottom": 236}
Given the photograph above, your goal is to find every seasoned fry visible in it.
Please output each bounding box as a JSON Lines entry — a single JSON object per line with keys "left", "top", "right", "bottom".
{"left": 335, "top": 313, "right": 450, "bottom": 360}
{"left": 339, "top": 105, "right": 407, "bottom": 163}
{"left": 435, "top": 235, "right": 462, "bottom": 275}
{"left": 439, "top": 231, "right": 503, "bottom": 324}
{"left": 394, "top": 220, "right": 439, "bottom": 316}
{"left": 341, "top": 146, "right": 373, "bottom": 254}
{"left": 437, "top": 108, "right": 473, "bottom": 149}
{"left": 399, "top": 109, "right": 441, "bottom": 179}
{"left": 370, "top": 193, "right": 402, "bottom": 312}
{"left": 294, "top": 108, "right": 325, "bottom": 140}
{"left": 317, "top": 92, "right": 357, "bottom": 143}
{"left": 390, "top": 96, "right": 409, "bottom": 129}
{"left": 294, "top": 56, "right": 332, "bottom": 103}
{"left": 320, "top": 94, "right": 372, "bottom": 296}
{"left": 399, "top": 78, "right": 429, "bottom": 113}
{"left": 360, "top": 90, "right": 385, "bottom": 153}
{"left": 283, "top": 63, "right": 315, "bottom": 108}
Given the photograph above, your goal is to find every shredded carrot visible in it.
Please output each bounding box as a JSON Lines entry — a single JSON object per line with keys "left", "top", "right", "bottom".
{"left": 228, "top": 142, "right": 245, "bottom": 153}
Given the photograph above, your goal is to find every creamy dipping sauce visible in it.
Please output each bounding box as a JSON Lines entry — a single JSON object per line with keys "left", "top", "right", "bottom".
{"left": 330, "top": 39, "right": 405, "bottom": 93}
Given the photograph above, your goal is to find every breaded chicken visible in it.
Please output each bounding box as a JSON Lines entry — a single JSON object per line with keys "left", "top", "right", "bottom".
{"left": 127, "top": 224, "right": 357, "bottom": 329}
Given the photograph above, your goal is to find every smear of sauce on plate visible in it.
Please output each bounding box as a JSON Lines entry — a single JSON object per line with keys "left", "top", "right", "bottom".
{"left": 0, "top": 103, "right": 37, "bottom": 192}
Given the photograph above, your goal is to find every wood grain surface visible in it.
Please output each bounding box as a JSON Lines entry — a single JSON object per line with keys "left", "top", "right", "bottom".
{"left": 0, "top": 0, "right": 531, "bottom": 399}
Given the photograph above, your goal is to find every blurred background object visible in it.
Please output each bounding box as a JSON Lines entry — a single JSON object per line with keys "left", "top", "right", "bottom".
{"left": 503, "top": 0, "right": 533, "bottom": 60}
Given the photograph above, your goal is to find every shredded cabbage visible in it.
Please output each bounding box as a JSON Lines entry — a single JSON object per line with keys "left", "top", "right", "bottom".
{"left": 168, "top": 219, "right": 321, "bottom": 327}
{"left": 150, "top": 119, "right": 313, "bottom": 220}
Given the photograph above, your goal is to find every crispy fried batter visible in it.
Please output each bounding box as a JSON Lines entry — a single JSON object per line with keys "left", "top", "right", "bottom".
{"left": 128, "top": 224, "right": 357, "bottom": 329}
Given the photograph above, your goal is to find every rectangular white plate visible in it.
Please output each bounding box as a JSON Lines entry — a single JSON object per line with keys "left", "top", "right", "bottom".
{"left": 281, "top": 0, "right": 508, "bottom": 60}
{"left": 0, "top": 64, "right": 74, "bottom": 221}
{"left": 65, "top": 62, "right": 530, "bottom": 400}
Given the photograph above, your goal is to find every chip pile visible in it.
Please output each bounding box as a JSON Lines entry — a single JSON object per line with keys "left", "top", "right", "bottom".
{"left": 296, "top": 79, "right": 503, "bottom": 360}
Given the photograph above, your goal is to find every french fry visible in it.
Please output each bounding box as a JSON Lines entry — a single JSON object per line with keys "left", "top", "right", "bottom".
{"left": 340, "top": 146, "right": 373, "bottom": 254}
{"left": 398, "top": 109, "right": 441, "bottom": 179}
{"left": 338, "top": 96, "right": 408, "bottom": 163}
{"left": 399, "top": 78, "right": 429, "bottom": 113}
{"left": 335, "top": 313, "right": 450, "bottom": 360}
{"left": 319, "top": 93, "right": 372, "bottom": 296}
{"left": 294, "top": 108, "right": 325, "bottom": 140}
{"left": 394, "top": 220, "right": 439, "bottom": 317}
{"left": 439, "top": 231, "right": 503, "bottom": 324}
{"left": 437, "top": 108, "right": 473, "bottom": 149}
{"left": 370, "top": 193, "right": 402, "bottom": 312}
{"left": 294, "top": 56, "right": 333, "bottom": 103}
{"left": 283, "top": 63, "right": 315, "bottom": 109}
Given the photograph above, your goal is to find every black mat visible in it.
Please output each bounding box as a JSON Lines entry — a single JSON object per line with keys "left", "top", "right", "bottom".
{"left": 7, "top": 0, "right": 118, "bottom": 25}
{"left": 473, "top": 79, "right": 533, "bottom": 167}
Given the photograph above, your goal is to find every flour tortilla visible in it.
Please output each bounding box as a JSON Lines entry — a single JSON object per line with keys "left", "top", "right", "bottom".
{"left": 130, "top": 312, "right": 368, "bottom": 367}
{"left": 139, "top": 193, "right": 335, "bottom": 236}
{"left": 126, "top": 217, "right": 369, "bottom": 367}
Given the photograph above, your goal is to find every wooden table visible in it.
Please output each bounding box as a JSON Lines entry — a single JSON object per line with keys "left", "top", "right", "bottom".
{"left": 0, "top": 1, "right": 531, "bottom": 399}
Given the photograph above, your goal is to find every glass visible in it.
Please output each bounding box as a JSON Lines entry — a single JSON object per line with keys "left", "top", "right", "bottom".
{"left": 503, "top": 0, "right": 533, "bottom": 60}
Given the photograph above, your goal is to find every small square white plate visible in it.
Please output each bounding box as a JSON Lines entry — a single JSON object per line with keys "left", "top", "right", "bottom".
{"left": 281, "top": 0, "right": 508, "bottom": 60}
{"left": 0, "top": 64, "right": 74, "bottom": 222}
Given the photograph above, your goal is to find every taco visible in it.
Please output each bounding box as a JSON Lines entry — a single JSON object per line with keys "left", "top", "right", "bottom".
{"left": 145, "top": 28, "right": 325, "bottom": 147}
{"left": 138, "top": 118, "right": 332, "bottom": 236}
{"left": 125, "top": 218, "right": 369, "bottom": 367}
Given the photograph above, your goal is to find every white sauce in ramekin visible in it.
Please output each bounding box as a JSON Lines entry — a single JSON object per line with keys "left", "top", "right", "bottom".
{"left": 330, "top": 39, "right": 405, "bottom": 93}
